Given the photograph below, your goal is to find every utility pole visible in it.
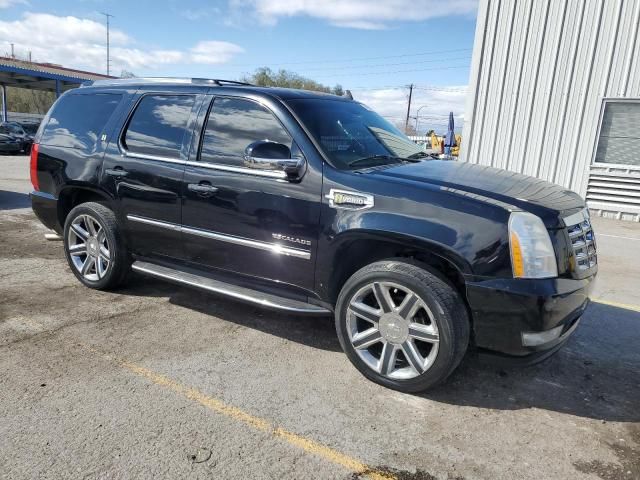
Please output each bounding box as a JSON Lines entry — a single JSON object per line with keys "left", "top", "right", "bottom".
{"left": 101, "top": 12, "right": 114, "bottom": 76}
{"left": 404, "top": 84, "right": 414, "bottom": 133}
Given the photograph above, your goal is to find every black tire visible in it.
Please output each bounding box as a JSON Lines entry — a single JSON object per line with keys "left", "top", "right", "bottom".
{"left": 335, "top": 260, "right": 470, "bottom": 393}
{"left": 63, "top": 202, "right": 130, "bottom": 290}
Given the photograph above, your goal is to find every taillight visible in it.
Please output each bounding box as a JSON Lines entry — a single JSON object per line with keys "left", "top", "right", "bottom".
{"left": 30, "top": 143, "right": 39, "bottom": 191}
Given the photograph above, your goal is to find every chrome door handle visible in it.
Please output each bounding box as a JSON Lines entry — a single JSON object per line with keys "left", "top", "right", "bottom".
{"left": 188, "top": 183, "right": 219, "bottom": 195}
{"left": 105, "top": 168, "right": 128, "bottom": 178}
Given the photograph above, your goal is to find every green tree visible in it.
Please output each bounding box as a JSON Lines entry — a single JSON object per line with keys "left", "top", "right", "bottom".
{"left": 241, "top": 67, "right": 344, "bottom": 95}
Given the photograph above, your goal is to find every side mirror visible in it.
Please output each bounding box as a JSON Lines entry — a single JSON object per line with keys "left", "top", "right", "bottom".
{"left": 243, "top": 140, "right": 305, "bottom": 181}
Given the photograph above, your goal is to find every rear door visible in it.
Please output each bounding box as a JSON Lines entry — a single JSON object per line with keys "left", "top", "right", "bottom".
{"left": 181, "top": 94, "right": 323, "bottom": 294}
{"left": 101, "top": 90, "right": 205, "bottom": 260}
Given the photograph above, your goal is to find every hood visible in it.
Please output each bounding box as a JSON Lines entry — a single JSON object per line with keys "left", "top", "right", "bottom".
{"left": 0, "top": 133, "right": 16, "bottom": 142}
{"left": 367, "top": 160, "right": 584, "bottom": 228}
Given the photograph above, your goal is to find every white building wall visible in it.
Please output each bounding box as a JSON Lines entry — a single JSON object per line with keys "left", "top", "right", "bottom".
{"left": 461, "top": 0, "right": 640, "bottom": 219}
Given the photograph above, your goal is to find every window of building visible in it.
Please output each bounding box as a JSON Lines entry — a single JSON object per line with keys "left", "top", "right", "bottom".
{"left": 123, "top": 94, "right": 196, "bottom": 158}
{"left": 594, "top": 101, "right": 640, "bottom": 167}
{"left": 199, "top": 97, "right": 293, "bottom": 167}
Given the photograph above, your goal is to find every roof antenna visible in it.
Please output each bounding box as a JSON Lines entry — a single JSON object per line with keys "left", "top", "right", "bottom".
{"left": 343, "top": 90, "right": 353, "bottom": 100}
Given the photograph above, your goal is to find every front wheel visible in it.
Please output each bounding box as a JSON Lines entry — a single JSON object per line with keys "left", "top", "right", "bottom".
{"left": 63, "top": 202, "right": 130, "bottom": 290}
{"left": 335, "top": 261, "right": 470, "bottom": 393}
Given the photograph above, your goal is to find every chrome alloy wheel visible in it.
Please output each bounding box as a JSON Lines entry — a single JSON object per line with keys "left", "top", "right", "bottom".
{"left": 67, "top": 214, "right": 111, "bottom": 281}
{"left": 346, "top": 282, "right": 440, "bottom": 380}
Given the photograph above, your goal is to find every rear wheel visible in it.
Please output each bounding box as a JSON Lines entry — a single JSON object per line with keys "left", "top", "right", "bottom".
{"left": 335, "top": 260, "right": 469, "bottom": 392}
{"left": 63, "top": 202, "right": 130, "bottom": 290}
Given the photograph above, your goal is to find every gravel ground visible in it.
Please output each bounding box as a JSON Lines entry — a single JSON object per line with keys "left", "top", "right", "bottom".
{"left": 1, "top": 154, "right": 639, "bottom": 479}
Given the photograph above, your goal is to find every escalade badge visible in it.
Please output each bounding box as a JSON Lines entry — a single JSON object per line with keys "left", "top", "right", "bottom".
{"left": 272, "top": 233, "right": 311, "bottom": 246}
{"left": 325, "top": 189, "right": 374, "bottom": 210}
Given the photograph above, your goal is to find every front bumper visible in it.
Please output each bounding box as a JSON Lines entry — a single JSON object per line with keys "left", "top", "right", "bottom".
{"left": 465, "top": 274, "right": 596, "bottom": 358}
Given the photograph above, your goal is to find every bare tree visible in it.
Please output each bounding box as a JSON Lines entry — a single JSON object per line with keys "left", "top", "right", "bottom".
{"left": 241, "top": 67, "right": 345, "bottom": 96}
{"left": 6, "top": 87, "right": 55, "bottom": 114}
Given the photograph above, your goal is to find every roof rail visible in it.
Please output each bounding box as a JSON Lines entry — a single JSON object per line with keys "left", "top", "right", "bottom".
{"left": 84, "top": 77, "right": 254, "bottom": 87}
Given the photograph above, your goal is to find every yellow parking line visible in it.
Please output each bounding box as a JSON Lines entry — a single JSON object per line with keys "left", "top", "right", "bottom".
{"left": 79, "top": 344, "right": 394, "bottom": 480}
{"left": 592, "top": 298, "right": 640, "bottom": 313}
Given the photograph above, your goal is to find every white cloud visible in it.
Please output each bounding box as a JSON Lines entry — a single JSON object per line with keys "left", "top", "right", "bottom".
{"left": 353, "top": 86, "right": 467, "bottom": 134}
{"left": 189, "top": 41, "right": 245, "bottom": 64}
{"left": 0, "top": 0, "right": 25, "bottom": 8}
{"left": 0, "top": 13, "right": 244, "bottom": 73}
{"left": 232, "top": 0, "right": 478, "bottom": 29}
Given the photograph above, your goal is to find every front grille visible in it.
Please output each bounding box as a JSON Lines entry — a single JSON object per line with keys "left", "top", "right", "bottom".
{"left": 566, "top": 215, "right": 597, "bottom": 271}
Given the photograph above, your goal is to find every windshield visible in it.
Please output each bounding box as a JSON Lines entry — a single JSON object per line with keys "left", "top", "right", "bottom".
{"left": 21, "top": 124, "right": 39, "bottom": 134}
{"left": 287, "top": 98, "right": 424, "bottom": 169}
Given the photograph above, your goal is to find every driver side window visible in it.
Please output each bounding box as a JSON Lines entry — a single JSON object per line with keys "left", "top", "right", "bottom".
{"left": 199, "top": 97, "right": 293, "bottom": 168}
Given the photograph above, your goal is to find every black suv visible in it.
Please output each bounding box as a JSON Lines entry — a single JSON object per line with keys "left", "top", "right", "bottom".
{"left": 30, "top": 78, "right": 597, "bottom": 392}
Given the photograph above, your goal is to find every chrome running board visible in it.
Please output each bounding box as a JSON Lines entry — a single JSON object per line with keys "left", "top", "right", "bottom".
{"left": 131, "top": 261, "right": 331, "bottom": 315}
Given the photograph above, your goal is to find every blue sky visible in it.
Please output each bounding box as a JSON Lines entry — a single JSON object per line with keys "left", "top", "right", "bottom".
{"left": 0, "top": 0, "right": 478, "bottom": 132}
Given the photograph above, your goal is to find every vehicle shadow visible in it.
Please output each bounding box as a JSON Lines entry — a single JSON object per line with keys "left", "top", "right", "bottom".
{"left": 425, "top": 302, "right": 640, "bottom": 423}
{"left": 0, "top": 190, "right": 30, "bottom": 211}
{"left": 122, "top": 275, "right": 341, "bottom": 353}
{"left": 122, "top": 277, "right": 640, "bottom": 422}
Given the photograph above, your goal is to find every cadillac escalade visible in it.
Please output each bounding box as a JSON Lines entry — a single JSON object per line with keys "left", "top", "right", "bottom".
{"left": 30, "top": 78, "right": 597, "bottom": 392}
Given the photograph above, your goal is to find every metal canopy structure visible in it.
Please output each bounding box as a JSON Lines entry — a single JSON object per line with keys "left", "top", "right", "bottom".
{"left": 0, "top": 56, "right": 113, "bottom": 121}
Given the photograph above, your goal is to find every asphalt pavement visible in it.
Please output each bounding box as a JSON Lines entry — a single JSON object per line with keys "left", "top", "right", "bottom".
{"left": 1, "top": 154, "right": 638, "bottom": 479}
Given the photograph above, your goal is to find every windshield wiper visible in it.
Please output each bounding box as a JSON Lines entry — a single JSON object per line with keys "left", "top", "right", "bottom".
{"left": 348, "top": 155, "right": 406, "bottom": 169}
{"left": 407, "top": 151, "right": 430, "bottom": 159}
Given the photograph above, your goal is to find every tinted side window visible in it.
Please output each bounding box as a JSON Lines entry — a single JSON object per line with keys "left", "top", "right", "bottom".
{"left": 200, "top": 97, "right": 292, "bottom": 167}
{"left": 41, "top": 93, "right": 122, "bottom": 151}
{"left": 124, "top": 95, "right": 196, "bottom": 158}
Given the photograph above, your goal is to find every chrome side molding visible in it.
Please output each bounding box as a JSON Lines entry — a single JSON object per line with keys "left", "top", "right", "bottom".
{"left": 126, "top": 214, "right": 311, "bottom": 260}
{"left": 131, "top": 261, "right": 330, "bottom": 314}
{"left": 119, "top": 147, "right": 288, "bottom": 180}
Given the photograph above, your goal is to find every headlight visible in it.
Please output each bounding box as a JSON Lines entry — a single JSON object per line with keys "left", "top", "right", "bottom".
{"left": 508, "top": 212, "right": 558, "bottom": 279}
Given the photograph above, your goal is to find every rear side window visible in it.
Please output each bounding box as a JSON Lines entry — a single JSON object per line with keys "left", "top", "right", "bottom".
{"left": 200, "top": 97, "right": 292, "bottom": 167}
{"left": 41, "top": 93, "right": 122, "bottom": 152}
{"left": 123, "top": 95, "right": 196, "bottom": 158}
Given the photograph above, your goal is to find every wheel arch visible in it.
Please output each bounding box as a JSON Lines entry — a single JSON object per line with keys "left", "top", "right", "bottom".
{"left": 57, "top": 186, "right": 115, "bottom": 231}
{"left": 322, "top": 230, "right": 472, "bottom": 307}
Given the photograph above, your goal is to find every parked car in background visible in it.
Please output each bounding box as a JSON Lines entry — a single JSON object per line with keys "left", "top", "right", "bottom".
{"left": 30, "top": 78, "right": 597, "bottom": 392}
{"left": 0, "top": 126, "right": 22, "bottom": 154}
{"left": 19, "top": 121, "right": 41, "bottom": 137}
{"left": 0, "top": 122, "right": 34, "bottom": 154}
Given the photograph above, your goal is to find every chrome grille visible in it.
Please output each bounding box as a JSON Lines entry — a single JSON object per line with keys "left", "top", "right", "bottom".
{"left": 566, "top": 213, "right": 597, "bottom": 271}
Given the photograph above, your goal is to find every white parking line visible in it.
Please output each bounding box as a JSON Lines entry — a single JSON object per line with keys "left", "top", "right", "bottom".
{"left": 597, "top": 233, "right": 640, "bottom": 241}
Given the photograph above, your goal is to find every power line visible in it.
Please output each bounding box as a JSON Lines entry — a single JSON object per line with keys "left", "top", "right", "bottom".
{"left": 313, "top": 64, "right": 469, "bottom": 78}
{"left": 220, "top": 47, "right": 473, "bottom": 68}
{"left": 276, "top": 56, "right": 472, "bottom": 73}
{"left": 349, "top": 84, "right": 467, "bottom": 92}
{"left": 413, "top": 86, "right": 468, "bottom": 92}
{"left": 349, "top": 85, "right": 467, "bottom": 93}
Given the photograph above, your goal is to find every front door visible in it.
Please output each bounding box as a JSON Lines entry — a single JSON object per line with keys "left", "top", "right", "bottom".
{"left": 181, "top": 95, "right": 322, "bottom": 295}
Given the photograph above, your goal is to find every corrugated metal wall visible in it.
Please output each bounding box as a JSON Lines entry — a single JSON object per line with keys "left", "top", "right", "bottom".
{"left": 461, "top": 0, "right": 640, "bottom": 219}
